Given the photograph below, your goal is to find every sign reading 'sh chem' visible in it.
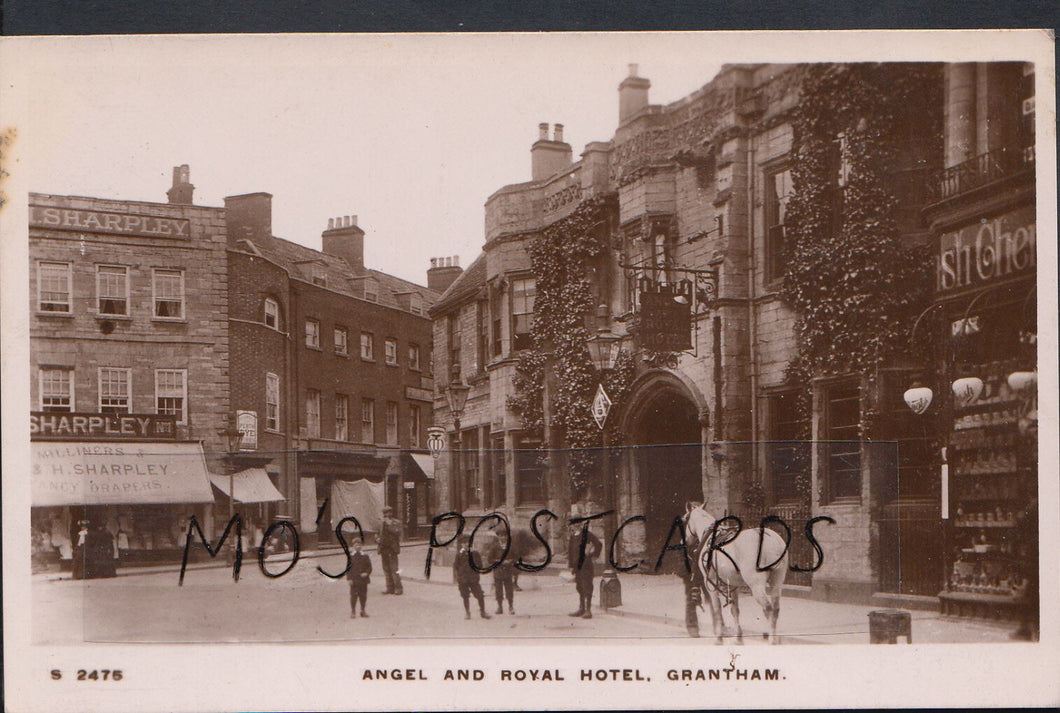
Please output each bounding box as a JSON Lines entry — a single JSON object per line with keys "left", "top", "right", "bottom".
{"left": 30, "top": 205, "right": 191, "bottom": 239}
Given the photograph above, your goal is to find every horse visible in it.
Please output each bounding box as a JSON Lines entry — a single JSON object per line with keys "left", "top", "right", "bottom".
{"left": 683, "top": 502, "right": 788, "bottom": 645}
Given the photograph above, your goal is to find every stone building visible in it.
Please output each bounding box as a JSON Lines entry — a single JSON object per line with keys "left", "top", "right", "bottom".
{"left": 429, "top": 62, "right": 1036, "bottom": 612}
{"left": 29, "top": 168, "right": 232, "bottom": 563}
{"left": 29, "top": 166, "right": 445, "bottom": 569}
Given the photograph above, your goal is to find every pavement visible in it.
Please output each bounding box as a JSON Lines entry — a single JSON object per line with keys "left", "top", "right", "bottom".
{"left": 32, "top": 540, "right": 1019, "bottom": 645}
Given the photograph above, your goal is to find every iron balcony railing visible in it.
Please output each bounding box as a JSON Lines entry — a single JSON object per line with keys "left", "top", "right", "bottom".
{"left": 927, "top": 145, "right": 1035, "bottom": 203}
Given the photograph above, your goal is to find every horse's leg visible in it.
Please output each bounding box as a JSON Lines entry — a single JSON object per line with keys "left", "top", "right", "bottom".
{"left": 748, "top": 581, "right": 774, "bottom": 643}
{"left": 766, "top": 562, "right": 786, "bottom": 645}
{"left": 729, "top": 587, "right": 744, "bottom": 644}
{"left": 704, "top": 586, "right": 724, "bottom": 645}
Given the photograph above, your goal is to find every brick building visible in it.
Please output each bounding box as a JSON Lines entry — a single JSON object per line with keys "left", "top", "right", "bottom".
{"left": 429, "top": 62, "right": 1038, "bottom": 612}
{"left": 223, "top": 195, "right": 444, "bottom": 544}
{"left": 30, "top": 167, "right": 445, "bottom": 568}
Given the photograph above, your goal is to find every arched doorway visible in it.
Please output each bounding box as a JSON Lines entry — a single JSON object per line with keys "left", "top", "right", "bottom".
{"left": 625, "top": 379, "right": 704, "bottom": 573}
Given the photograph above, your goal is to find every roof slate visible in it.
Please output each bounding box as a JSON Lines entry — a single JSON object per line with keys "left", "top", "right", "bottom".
{"left": 429, "top": 252, "right": 486, "bottom": 315}
{"left": 239, "top": 234, "right": 440, "bottom": 311}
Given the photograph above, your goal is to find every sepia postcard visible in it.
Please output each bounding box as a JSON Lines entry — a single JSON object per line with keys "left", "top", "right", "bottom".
{"left": 2, "top": 29, "right": 1058, "bottom": 712}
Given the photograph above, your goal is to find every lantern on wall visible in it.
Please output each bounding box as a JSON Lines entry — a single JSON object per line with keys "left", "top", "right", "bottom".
{"left": 951, "top": 376, "right": 984, "bottom": 407}
{"left": 903, "top": 385, "right": 934, "bottom": 415}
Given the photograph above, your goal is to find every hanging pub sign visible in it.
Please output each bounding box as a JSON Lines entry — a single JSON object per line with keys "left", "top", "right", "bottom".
{"left": 634, "top": 290, "right": 692, "bottom": 351}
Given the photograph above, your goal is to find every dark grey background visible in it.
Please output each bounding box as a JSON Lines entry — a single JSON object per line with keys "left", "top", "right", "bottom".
{"left": 2, "top": 1, "right": 1058, "bottom": 35}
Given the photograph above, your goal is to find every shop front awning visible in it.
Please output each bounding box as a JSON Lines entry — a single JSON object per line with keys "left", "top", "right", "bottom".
{"left": 409, "top": 452, "right": 436, "bottom": 480}
{"left": 32, "top": 441, "right": 216, "bottom": 507}
{"left": 209, "top": 468, "right": 286, "bottom": 503}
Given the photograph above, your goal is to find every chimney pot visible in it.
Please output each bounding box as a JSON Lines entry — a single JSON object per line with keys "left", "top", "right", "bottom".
{"left": 538, "top": 122, "right": 549, "bottom": 141}
{"left": 454, "top": 255, "right": 460, "bottom": 267}
{"left": 629, "top": 63, "right": 639, "bottom": 77}
{"left": 431, "top": 257, "right": 438, "bottom": 268}
{"left": 553, "top": 123, "right": 564, "bottom": 143}
{"left": 328, "top": 218, "right": 335, "bottom": 230}
{"left": 167, "top": 164, "right": 195, "bottom": 205}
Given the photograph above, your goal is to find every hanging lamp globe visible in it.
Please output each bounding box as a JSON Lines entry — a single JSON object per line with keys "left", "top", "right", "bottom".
{"left": 903, "top": 385, "right": 934, "bottom": 415}
{"left": 951, "top": 376, "right": 984, "bottom": 407}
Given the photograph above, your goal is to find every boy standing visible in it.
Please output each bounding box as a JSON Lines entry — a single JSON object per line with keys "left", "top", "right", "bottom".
{"left": 346, "top": 540, "right": 372, "bottom": 618}
{"left": 453, "top": 536, "right": 491, "bottom": 620}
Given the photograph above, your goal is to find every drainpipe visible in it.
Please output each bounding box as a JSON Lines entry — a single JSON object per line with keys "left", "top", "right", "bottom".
{"left": 747, "top": 138, "right": 760, "bottom": 487}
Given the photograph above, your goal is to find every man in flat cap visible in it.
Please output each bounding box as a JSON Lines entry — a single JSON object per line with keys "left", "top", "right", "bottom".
{"left": 377, "top": 505, "right": 403, "bottom": 595}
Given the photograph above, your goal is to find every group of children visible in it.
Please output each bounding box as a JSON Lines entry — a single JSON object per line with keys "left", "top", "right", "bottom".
{"left": 345, "top": 520, "right": 602, "bottom": 623}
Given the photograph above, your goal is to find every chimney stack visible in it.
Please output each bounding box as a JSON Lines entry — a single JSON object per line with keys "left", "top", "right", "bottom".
{"left": 224, "top": 192, "right": 273, "bottom": 245}
{"left": 167, "top": 164, "right": 194, "bottom": 205}
{"left": 530, "top": 122, "right": 573, "bottom": 181}
{"left": 321, "top": 214, "right": 366, "bottom": 273}
{"left": 427, "top": 254, "right": 463, "bottom": 293}
{"left": 618, "top": 63, "right": 651, "bottom": 124}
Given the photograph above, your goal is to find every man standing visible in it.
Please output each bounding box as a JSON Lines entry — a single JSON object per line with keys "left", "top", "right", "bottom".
{"left": 453, "top": 536, "right": 491, "bottom": 620}
{"left": 346, "top": 540, "right": 372, "bottom": 618}
{"left": 485, "top": 529, "right": 515, "bottom": 615}
{"left": 377, "top": 505, "right": 402, "bottom": 595}
{"left": 567, "top": 510, "right": 602, "bottom": 619}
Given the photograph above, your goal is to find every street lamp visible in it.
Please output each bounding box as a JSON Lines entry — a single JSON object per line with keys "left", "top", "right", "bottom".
{"left": 445, "top": 382, "right": 471, "bottom": 508}
{"left": 586, "top": 328, "right": 622, "bottom": 543}
{"left": 217, "top": 423, "right": 244, "bottom": 526}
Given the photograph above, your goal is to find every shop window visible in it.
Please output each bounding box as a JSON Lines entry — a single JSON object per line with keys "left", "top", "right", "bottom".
{"left": 264, "top": 298, "right": 279, "bottom": 329}
{"left": 39, "top": 367, "right": 74, "bottom": 411}
{"left": 334, "top": 327, "right": 348, "bottom": 355}
{"left": 152, "top": 269, "right": 185, "bottom": 319}
{"left": 409, "top": 405, "right": 421, "bottom": 447}
{"left": 360, "top": 332, "right": 374, "bottom": 361}
{"left": 305, "top": 389, "right": 321, "bottom": 438}
{"left": 825, "top": 380, "right": 861, "bottom": 500}
{"left": 96, "top": 265, "right": 129, "bottom": 316}
{"left": 265, "top": 372, "right": 280, "bottom": 431}
{"left": 361, "top": 398, "right": 375, "bottom": 443}
{"left": 463, "top": 428, "right": 480, "bottom": 508}
{"left": 155, "top": 369, "right": 187, "bottom": 424}
{"left": 511, "top": 277, "right": 536, "bottom": 352}
{"left": 764, "top": 166, "right": 792, "bottom": 283}
{"left": 386, "top": 402, "right": 399, "bottom": 445}
{"left": 767, "top": 390, "right": 808, "bottom": 502}
{"left": 98, "top": 367, "right": 131, "bottom": 414}
{"left": 335, "top": 393, "right": 349, "bottom": 441}
{"left": 305, "top": 319, "right": 320, "bottom": 349}
{"left": 385, "top": 338, "right": 398, "bottom": 366}
{"left": 409, "top": 343, "right": 421, "bottom": 372}
{"left": 447, "top": 314, "right": 461, "bottom": 379}
{"left": 38, "top": 261, "right": 72, "bottom": 313}
{"left": 514, "top": 434, "right": 545, "bottom": 505}
{"left": 491, "top": 435, "right": 506, "bottom": 508}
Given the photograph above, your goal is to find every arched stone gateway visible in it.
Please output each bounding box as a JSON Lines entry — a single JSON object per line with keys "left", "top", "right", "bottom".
{"left": 617, "top": 371, "right": 707, "bottom": 573}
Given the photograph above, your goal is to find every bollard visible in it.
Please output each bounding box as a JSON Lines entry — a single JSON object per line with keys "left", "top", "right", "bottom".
{"left": 868, "top": 609, "right": 912, "bottom": 644}
{"left": 599, "top": 569, "right": 622, "bottom": 609}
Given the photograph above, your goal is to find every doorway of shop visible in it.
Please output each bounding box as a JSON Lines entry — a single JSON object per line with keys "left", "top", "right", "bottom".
{"left": 629, "top": 389, "right": 703, "bottom": 574}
